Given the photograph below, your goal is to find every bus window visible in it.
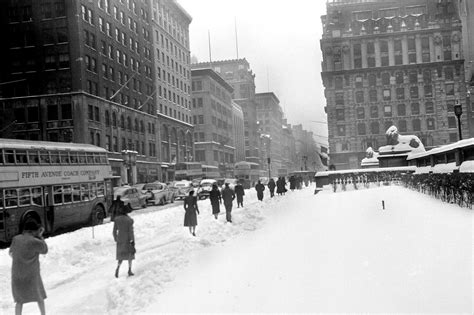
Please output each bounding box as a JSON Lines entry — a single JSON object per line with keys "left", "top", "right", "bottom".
{"left": 28, "top": 150, "right": 40, "bottom": 164}
{"left": 72, "top": 185, "right": 81, "bottom": 202}
{"left": 78, "top": 152, "right": 86, "bottom": 164}
{"left": 51, "top": 152, "right": 60, "bottom": 164}
{"left": 93, "top": 153, "right": 101, "bottom": 164}
{"left": 53, "top": 186, "right": 63, "bottom": 205}
{"left": 5, "top": 189, "right": 18, "bottom": 208}
{"left": 60, "top": 151, "right": 70, "bottom": 164}
{"left": 0, "top": 190, "right": 3, "bottom": 208}
{"left": 70, "top": 152, "right": 78, "bottom": 164}
{"left": 18, "top": 188, "right": 31, "bottom": 206}
{"left": 16, "top": 150, "right": 27, "bottom": 164}
{"left": 90, "top": 183, "right": 97, "bottom": 199}
{"left": 100, "top": 154, "right": 108, "bottom": 164}
{"left": 63, "top": 185, "right": 72, "bottom": 203}
{"left": 81, "top": 184, "right": 90, "bottom": 201}
{"left": 5, "top": 150, "right": 15, "bottom": 164}
{"left": 86, "top": 154, "right": 94, "bottom": 164}
{"left": 40, "top": 151, "right": 50, "bottom": 164}
{"left": 31, "top": 187, "right": 43, "bottom": 206}
{"left": 97, "top": 182, "right": 105, "bottom": 196}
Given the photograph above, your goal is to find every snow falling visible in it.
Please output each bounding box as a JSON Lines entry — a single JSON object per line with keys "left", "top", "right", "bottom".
{"left": 0, "top": 185, "right": 472, "bottom": 313}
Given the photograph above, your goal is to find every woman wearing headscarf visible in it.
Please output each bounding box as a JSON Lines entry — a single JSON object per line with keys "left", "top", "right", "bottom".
{"left": 113, "top": 205, "right": 135, "bottom": 278}
{"left": 184, "top": 190, "right": 199, "bottom": 235}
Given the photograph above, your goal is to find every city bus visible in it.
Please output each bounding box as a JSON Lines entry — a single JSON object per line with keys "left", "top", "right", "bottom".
{"left": 202, "top": 165, "right": 219, "bottom": 179}
{"left": 234, "top": 161, "right": 261, "bottom": 189}
{"left": 0, "top": 138, "right": 114, "bottom": 243}
{"left": 175, "top": 162, "right": 203, "bottom": 180}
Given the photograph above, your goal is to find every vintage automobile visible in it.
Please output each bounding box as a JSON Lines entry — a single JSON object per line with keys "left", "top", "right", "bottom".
{"left": 141, "top": 182, "right": 175, "bottom": 205}
{"left": 173, "top": 180, "right": 193, "bottom": 200}
{"left": 197, "top": 178, "right": 218, "bottom": 199}
{"left": 113, "top": 186, "right": 147, "bottom": 210}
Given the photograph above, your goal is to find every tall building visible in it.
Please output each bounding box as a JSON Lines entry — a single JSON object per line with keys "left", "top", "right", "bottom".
{"left": 281, "top": 119, "right": 297, "bottom": 175}
{"left": 292, "top": 124, "right": 321, "bottom": 171}
{"left": 321, "top": 0, "right": 469, "bottom": 169}
{"left": 255, "top": 92, "right": 284, "bottom": 176}
{"left": 232, "top": 101, "right": 245, "bottom": 162}
{"left": 192, "top": 59, "right": 261, "bottom": 164}
{"left": 151, "top": 0, "right": 194, "bottom": 170}
{"left": 0, "top": 0, "right": 194, "bottom": 184}
{"left": 191, "top": 68, "right": 235, "bottom": 177}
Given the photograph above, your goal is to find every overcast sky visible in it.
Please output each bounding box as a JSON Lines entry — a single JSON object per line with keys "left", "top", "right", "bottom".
{"left": 178, "top": 0, "right": 328, "bottom": 146}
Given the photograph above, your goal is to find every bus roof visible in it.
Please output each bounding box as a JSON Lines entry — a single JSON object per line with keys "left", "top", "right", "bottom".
{"left": 0, "top": 138, "right": 107, "bottom": 153}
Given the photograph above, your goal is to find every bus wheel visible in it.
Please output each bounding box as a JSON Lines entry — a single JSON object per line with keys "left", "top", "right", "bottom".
{"left": 91, "top": 205, "right": 105, "bottom": 225}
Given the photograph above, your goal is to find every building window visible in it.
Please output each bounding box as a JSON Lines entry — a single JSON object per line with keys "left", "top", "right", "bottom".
{"left": 370, "top": 122, "right": 379, "bottom": 134}
{"left": 337, "top": 125, "right": 345, "bottom": 136}
{"left": 356, "top": 107, "right": 365, "bottom": 119}
{"left": 384, "top": 121, "right": 393, "bottom": 132}
{"left": 335, "top": 77, "right": 343, "bottom": 89}
{"left": 355, "top": 91, "right": 364, "bottom": 103}
{"left": 369, "top": 89, "right": 377, "bottom": 102}
{"left": 336, "top": 109, "right": 345, "bottom": 121}
{"left": 445, "top": 67, "right": 454, "bottom": 81}
{"left": 368, "top": 74, "right": 376, "bottom": 87}
{"left": 370, "top": 106, "right": 378, "bottom": 118}
{"left": 381, "top": 73, "right": 390, "bottom": 85}
{"left": 384, "top": 105, "right": 392, "bottom": 117}
{"left": 357, "top": 123, "right": 366, "bottom": 135}
{"left": 448, "top": 116, "right": 456, "bottom": 128}
{"left": 424, "top": 85, "right": 432, "bottom": 98}
{"left": 412, "top": 119, "right": 421, "bottom": 131}
{"left": 383, "top": 89, "right": 391, "bottom": 101}
{"left": 445, "top": 84, "right": 454, "bottom": 96}
{"left": 410, "top": 86, "right": 419, "bottom": 99}
{"left": 398, "top": 120, "right": 407, "bottom": 132}
{"left": 396, "top": 87, "right": 405, "bottom": 100}
{"left": 355, "top": 76, "right": 363, "bottom": 88}
{"left": 397, "top": 104, "right": 406, "bottom": 116}
{"left": 425, "top": 101, "right": 434, "bottom": 114}
{"left": 411, "top": 103, "right": 420, "bottom": 115}
{"left": 447, "top": 100, "right": 455, "bottom": 113}
{"left": 427, "top": 118, "right": 435, "bottom": 130}
{"left": 335, "top": 93, "right": 344, "bottom": 105}
{"left": 395, "top": 72, "right": 404, "bottom": 84}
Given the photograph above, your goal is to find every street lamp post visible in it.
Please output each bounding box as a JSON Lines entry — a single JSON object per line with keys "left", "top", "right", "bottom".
{"left": 454, "top": 104, "right": 463, "bottom": 141}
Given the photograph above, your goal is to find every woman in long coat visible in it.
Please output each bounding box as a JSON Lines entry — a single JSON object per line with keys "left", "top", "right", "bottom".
{"left": 113, "top": 206, "right": 135, "bottom": 278}
{"left": 209, "top": 184, "right": 222, "bottom": 219}
{"left": 184, "top": 190, "right": 199, "bottom": 235}
{"left": 9, "top": 221, "right": 48, "bottom": 315}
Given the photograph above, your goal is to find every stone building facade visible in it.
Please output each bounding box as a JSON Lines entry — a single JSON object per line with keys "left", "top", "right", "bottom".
{"left": 321, "top": 0, "right": 469, "bottom": 169}
{"left": 190, "top": 68, "right": 235, "bottom": 177}
{"left": 232, "top": 101, "right": 245, "bottom": 162}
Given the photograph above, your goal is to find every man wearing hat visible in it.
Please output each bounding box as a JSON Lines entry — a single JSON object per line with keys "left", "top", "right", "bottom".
{"left": 9, "top": 220, "right": 48, "bottom": 315}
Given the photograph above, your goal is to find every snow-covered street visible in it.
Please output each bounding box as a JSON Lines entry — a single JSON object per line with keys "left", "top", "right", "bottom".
{"left": 1, "top": 185, "right": 472, "bottom": 314}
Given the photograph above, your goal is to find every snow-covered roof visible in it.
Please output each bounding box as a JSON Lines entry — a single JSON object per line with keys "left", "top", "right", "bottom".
{"left": 407, "top": 138, "right": 474, "bottom": 160}
{"left": 432, "top": 162, "right": 458, "bottom": 174}
{"left": 459, "top": 160, "right": 474, "bottom": 173}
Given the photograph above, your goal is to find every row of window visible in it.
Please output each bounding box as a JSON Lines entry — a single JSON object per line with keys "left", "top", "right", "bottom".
{"left": 157, "top": 66, "right": 190, "bottom": 95}
{"left": 193, "top": 150, "right": 235, "bottom": 164}
{"left": 192, "top": 80, "right": 232, "bottom": 104}
{"left": 158, "top": 104, "right": 190, "bottom": 123}
{"left": 336, "top": 118, "right": 437, "bottom": 137}
{"left": 336, "top": 85, "right": 435, "bottom": 104}
{"left": 336, "top": 102, "right": 435, "bottom": 121}
{"left": 331, "top": 67, "right": 458, "bottom": 90}
{"left": 153, "top": 0, "right": 189, "bottom": 48}
{"left": 0, "top": 149, "right": 108, "bottom": 165}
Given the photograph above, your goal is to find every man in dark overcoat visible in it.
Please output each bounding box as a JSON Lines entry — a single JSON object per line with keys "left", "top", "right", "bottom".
{"left": 209, "top": 184, "right": 222, "bottom": 219}
{"left": 234, "top": 182, "right": 245, "bottom": 207}
{"left": 221, "top": 183, "right": 235, "bottom": 223}
{"left": 268, "top": 178, "right": 276, "bottom": 197}
{"left": 9, "top": 221, "right": 48, "bottom": 315}
{"left": 255, "top": 180, "right": 265, "bottom": 201}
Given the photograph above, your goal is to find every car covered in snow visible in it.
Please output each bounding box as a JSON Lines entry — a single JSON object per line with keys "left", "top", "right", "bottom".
{"left": 113, "top": 186, "right": 147, "bottom": 210}
{"left": 141, "top": 182, "right": 175, "bottom": 205}
{"left": 173, "top": 180, "right": 193, "bottom": 200}
{"left": 197, "top": 178, "right": 218, "bottom": 199}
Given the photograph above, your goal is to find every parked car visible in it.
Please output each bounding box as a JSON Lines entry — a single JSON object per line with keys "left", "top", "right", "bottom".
{"left": 142, "top": 182, "right": 175, "bottom": 205}
{"left": 215, "top": 178, "right": 226, "bottom": 188}
{"left": 197, "top": 179, "right": 217, "bottom": 199}
{"left": 173, "top": 180, "right": 193, "bottom": 200}
{"left": 113, "top": 186, "right": 147, "bottom": 210}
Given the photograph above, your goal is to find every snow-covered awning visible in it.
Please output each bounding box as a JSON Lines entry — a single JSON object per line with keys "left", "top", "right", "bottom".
{"left": 459, "top": 160, "right": 474, "bottom": 173}
{"left": 432, "top": 162, "right": 458, "bottom": 174}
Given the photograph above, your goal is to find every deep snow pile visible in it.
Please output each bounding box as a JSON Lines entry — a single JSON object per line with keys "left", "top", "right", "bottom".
{"left": 1, "top": 185, "right": 472, "bottom": 313}
{"left": 0, "top": 188, "right": 271, "bottom": 314}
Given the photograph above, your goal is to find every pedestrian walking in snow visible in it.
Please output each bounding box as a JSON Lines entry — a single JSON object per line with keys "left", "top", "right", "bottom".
{"left": 9, "top": 221, "right": 48, "bottom": 315}
{"left": 113, "top": 206, "right": 135, "bottom": 278}
{"left": 184, "top": 190, "right": 199, "bottom": 235}
{"left": 255, "top": 180, "right": 265, "bottom": 201}
{"left": 234, "top": 182, "right": 245, "bottom": 208}
{"left": 289, "top": 176, "right": 296, "bottom": 191}
{"left": 221, "top": 183, "right": 235, "bottom": 222}
{"left": 268, "top": 178, "right": 276, "bottom": 198}
{"left": 209, "top": 184, "right": 222, "bottom": 219}
{"left": 109, "top": 195, "right": 125, "bottom": 221}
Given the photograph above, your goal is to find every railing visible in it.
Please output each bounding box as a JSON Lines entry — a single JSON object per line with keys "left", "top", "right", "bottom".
{"left": 327, "top": 0, "right": 378, "bottom": 6}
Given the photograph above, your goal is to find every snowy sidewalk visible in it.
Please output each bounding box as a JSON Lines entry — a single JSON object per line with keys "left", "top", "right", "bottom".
{"left": 147, "top": 186, "right": 473, "bottom": 313}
